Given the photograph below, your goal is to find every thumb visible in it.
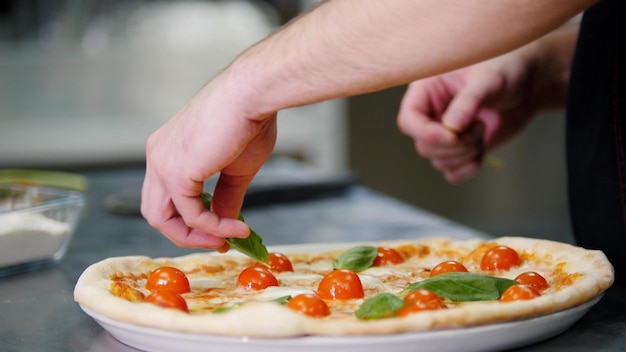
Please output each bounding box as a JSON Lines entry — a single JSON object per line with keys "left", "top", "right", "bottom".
{"left": 441, "top": 78, "right": 495, "bottom": 133}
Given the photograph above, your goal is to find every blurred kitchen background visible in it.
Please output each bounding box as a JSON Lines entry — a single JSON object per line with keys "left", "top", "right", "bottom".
{"left": 0, "top": 0, "right": 572, "bottom": 243}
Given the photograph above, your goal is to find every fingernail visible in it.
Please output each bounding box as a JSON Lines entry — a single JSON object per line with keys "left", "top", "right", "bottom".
{"left": 442, "top": 112, "right": 465, "bottom": 133}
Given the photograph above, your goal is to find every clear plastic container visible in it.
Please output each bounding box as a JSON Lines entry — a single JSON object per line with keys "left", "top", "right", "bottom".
{"left": 0, "top": 184, "right": 85, "bottom": 276}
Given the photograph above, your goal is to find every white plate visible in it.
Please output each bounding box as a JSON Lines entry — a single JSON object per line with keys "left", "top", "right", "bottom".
{"left": 80, "top": 241, "right": 604, "bottom": 352}
{"left": 82, "top": 295, "right": 601, "bottom": 352}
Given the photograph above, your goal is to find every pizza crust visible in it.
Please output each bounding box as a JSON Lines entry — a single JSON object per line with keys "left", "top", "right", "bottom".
{"left": 74, "top": 236, "right": 614, "bottom": 337}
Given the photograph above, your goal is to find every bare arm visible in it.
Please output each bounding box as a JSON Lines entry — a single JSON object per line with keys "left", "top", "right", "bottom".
{"left": 396, "top": 20, "right": 582, "bottom": 183}
{"left": 229, "top": 0, "right": 593, "bottom": 116}
{"left": 142, "top": 0, "right": 596, "bottom": 248}
{"left": 520, "top": 20, "right": 581, "bottom": 115}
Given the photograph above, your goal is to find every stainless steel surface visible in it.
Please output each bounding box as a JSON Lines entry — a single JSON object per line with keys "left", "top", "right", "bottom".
{"left": 0, "top": 165, "right": 624, "bottom": 352}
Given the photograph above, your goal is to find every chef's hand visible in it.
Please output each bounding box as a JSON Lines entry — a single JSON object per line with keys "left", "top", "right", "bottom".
{"left": 396, "top": 49, "right": 540, "bottom": 184}
{"left": 141, "top": 80, "right": 277, "bottom": 250}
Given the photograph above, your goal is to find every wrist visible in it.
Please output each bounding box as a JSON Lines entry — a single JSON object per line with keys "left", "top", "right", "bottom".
{"left": 525, "top": 23, "right": 579, "bottom": 112}
{"left": 209, "top": 57, "right": 279, "bottom": 122}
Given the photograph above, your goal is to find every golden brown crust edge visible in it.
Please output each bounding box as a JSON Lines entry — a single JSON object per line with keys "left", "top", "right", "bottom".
{"left": 73, "top": 236, "right": 614, "bottom": 337}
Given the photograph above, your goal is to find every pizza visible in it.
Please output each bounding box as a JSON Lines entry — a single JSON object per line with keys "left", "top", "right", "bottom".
{"left": 74, "top": 236, "right": 613, "bottom": 337}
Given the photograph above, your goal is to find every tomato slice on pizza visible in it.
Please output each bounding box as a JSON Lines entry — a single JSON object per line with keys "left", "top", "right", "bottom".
{"left": 74, "top": 236, "right": 613, "bottom": 337}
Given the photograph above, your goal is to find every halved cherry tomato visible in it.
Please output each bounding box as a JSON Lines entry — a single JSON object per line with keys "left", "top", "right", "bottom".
{"left": 256, "top": 252, "right": 293, "bottom": 272}
{"left": 287, "top": 293, "right": 330, "bottom": 318}
{"left": 237, "top": 266, "right": 279, "bottom": 290}
{"left": 515, "top": 271, "right": 549, "bottom": 291}
{"left": 403, "top": 289, "right": 447, "bottom": 309}
{"left": 317, "top": 269, "right": 364, "bottom": 300}
{"left": 430, "top": 260, "right": 468, "bottom": 277}
{"left": 398, "top": 290, "right": 446, "bottom": 317}
{"left": 500, "top": 284, "right": 541, "bottom": 302}
{"left": 397, "top": 303, "right": 437, "bottom": 317}
{"left": 146, "top": 266, "right": 191, "bottom": 294}
{"left": 372, "top": 247, "right": 404, "bottom": 266}
{"left": 144, "top": 291, "right": 189, "bottom": 312}
{"left": 480, "top": 246, "right": 521, "bottom": 271}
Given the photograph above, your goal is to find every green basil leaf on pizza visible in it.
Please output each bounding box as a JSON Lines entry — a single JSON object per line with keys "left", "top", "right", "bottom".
{"left": 403, "top": 272, "right": 518, "bottom": 301}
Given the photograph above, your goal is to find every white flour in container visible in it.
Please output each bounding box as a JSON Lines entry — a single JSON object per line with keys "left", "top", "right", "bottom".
{"left": 0, "top": 212, "right": 71, "bottom": 267}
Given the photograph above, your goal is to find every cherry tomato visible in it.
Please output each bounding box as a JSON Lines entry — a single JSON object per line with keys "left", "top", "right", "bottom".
{"left": 372, "top": 247, "right": 404, "bottom": 266}
{"left": 237, "top": 266, "right": 279, "bottom": 290}
{"left": 256, "top": 252, "right": 293, "bottom": 272}
{"left": 500, "top": 284, "right": 541, "bottom": 302}
{"left": 397, "top": 303, "right": 437, "bottom": 317}
{"left": 403, "top": 289, "right": 447, "bottom": 309}
{"left": 398, "top": 290, "right": 446, "bottom": 317}
{"left": 480, "top": 246, "right": 521, "bottom": 271}
{"left": 430, "top": 260, "right": 468, "bottom": 277}
{"left": 287, "top": 293, "right": 330, "bottom": 318}
{"left": 144, "top": 291, "right": 189, "bottom": 312}
{"left": 317, "top": 269, "right": 364, "bottom": 300}
{"left": 146, "top": 266, "right": 191, "bottom": 294}
{"left": 515, "top": 271, "right": 549, "bottom": 291}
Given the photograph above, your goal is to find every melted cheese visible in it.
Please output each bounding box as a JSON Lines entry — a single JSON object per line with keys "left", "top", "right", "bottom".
{"left": 253, "top": 286, "right": 315, "bottom": 301}
{"left": 109, "top": 240, "right": 581, "bottom": 318}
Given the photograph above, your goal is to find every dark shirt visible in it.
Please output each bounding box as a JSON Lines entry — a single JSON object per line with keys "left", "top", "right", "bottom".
{"left": 566, "top": 0, "right": 623, "bottom": 284}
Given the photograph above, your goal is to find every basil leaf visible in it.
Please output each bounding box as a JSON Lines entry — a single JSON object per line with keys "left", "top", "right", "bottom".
{"left": 356, "top": 293, "right": 405, "bottom": 320}
{"left": 214, "top": 306, "right": 233, "bottom": 313}
{"left": 333, "top": 246, "right": 378, "bottom": 272}
{"left": 226, "top": 226, "right": 269, "bottom": 264}
{"left": 213, "top": 302, "right": 243, "bottom": 313}
{"left": 200, "top": 192, "right": 269, "bottom": 263}
{"left": 403, "top": 272, "right": 518, "bottom": 302}
{"left": 272, "top": 295, "right": 292, "bottom": 304}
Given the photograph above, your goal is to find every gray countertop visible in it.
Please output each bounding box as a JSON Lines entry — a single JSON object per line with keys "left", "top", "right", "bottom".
{"left": 0, "top": 165, "right": 624, "bottom": 352}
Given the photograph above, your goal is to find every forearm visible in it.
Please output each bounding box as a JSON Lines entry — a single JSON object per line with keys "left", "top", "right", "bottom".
{"left": 523, "top": 20, "right": 581, "bottom": 112}
{"left": 222, "top": 0, "right": 594, "bottom": 117}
